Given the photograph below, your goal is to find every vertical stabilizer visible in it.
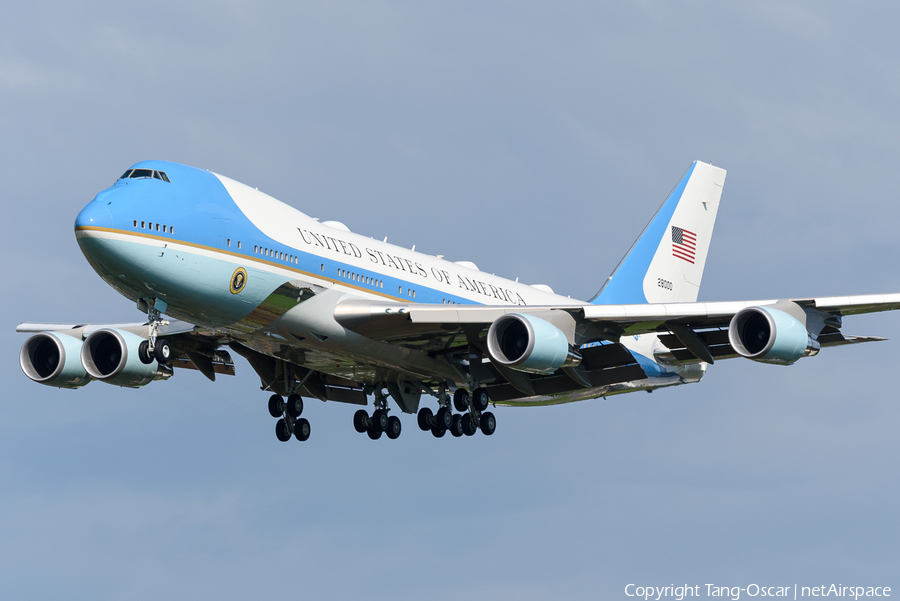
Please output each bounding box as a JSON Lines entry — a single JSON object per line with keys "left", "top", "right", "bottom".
{"left": 592, "top": 161, "right": 726, "bottom": 305}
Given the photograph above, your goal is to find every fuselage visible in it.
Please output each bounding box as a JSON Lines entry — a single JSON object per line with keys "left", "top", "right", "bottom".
{"left": 74, "top": 160, "right": 702, "bottom": 403}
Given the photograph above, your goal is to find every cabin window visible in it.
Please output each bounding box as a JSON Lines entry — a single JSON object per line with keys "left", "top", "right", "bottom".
{"left": 170, "top": 226, "right": 174, "bottom": 235}
{"left": 163, "top": 225, "right": 167, "bottom": 233}
{"left": 238, "top": 241, "right": 241, "bottom": 249}
{"left": 156, "top": 223, "right": 160, "bottom": 232}
{"left": 133, "top": 219, "right": 137, "bottom": 227}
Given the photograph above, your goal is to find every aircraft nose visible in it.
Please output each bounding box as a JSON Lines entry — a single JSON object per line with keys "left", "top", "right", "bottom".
{"left": 75, "top": 193, "right": 114, "bottom": 230}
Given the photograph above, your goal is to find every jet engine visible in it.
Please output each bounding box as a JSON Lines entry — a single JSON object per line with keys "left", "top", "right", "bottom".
{"left": 486, "top": 313, "right": 581, "bottom": 374}
{"left": 727, "top": 306, "right": 819, "bottom": 365}
{"left": 20, "top": 332, "right": 92, "bottom": 388}
{"left": 80, "top": 328, "right": 167, "bottom": 387}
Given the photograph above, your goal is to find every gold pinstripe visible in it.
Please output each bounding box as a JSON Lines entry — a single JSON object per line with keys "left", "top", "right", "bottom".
{"left": 74, "top": 225, "right": 412, "bottom": 302}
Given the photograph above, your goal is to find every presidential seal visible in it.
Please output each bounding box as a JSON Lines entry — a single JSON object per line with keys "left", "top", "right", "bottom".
{"left": 230, "top": 267, "right": 247, "bottom": 294}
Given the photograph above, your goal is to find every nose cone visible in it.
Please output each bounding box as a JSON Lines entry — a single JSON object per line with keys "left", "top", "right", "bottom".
{"left": 75, "top": 193, "right": 114, "bottom": 230}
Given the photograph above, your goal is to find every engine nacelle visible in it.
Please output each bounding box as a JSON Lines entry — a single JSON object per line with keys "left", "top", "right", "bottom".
{"left": 487, "top": 313, "right": 580, "bottom": 374}
{"left": 20, "top": 332, "right": 92, "bottom": 388}
{"left": 728, "top": 306, "right": 819, "bottom": 365}
{"left": 81, "top": 328, "right": 163, "bottom": 387}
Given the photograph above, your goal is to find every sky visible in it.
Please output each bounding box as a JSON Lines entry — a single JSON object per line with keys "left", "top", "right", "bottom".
{"left": 2, "top": 1, "right": 900, "bottom": 599}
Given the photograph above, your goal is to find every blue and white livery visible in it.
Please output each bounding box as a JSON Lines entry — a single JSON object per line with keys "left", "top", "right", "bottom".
{"left": 18, "top": 161, "right": 900, "bottom": 442}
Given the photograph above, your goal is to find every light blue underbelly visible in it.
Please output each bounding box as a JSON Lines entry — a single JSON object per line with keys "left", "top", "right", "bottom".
{"left": 78, "top": 235, "right": 289, "bottom": 327}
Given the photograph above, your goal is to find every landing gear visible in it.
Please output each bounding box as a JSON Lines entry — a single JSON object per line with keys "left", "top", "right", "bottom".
{"left": 480, "top": 411, "right": 496, "bottom": 435}
{"left": 461, "top": 413, "right": 477, "bottom": 436}
{"left": 268, "top": 394, "right": 311, "bottom": 442}
{"left": 416, "top": 386, "right": 497, "bottom": 439}
{"left": 417, "top": 407, "right": 433, "bottom": 431}
{"left": 138, "top": 341, "right": 154, "bottom": 365}
{"left": 285, "top": 394, "right": 304, "bottom": 418}
{"left": 141, "top": 300, "right": 171, "bottom": 365}
{"left": 353, "top": 409, "right": 369, "bottom": 433}
{"left": 137, "top": 337, "right": 171, "bottom": 365}
{"left": 353, "top": 391, "right": 402, "bottom": 440}
{"left": 154, "top": 339, "right": 171, "bottom": 364}
{"left": 294, "top": 418, "right": 311, "bottom": 441}
{"left": 472, "top": 387, "right": 490, "bottom": 412}
{"left": 435, "top": 406, "right": 453, "bottom": 430}
{"left": 268, "top": 394, "right": 283, "bottom": 418}
{"left": 453, "top": 388, "right": 469, "bottom": 412}
{"left": 372, "top": 408, "right": 389, "bottom": 432}
{"left": 386, "top": 416, "right": 402, "bottom": 440}
{"left": 449, "top": 414, "right": 464, "bottom": 437}
{"left": 275, "top": 418, "right": 291, "bottom": 442}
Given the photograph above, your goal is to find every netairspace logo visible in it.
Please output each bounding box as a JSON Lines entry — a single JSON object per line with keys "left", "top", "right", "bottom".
{"left": 624, "top": 584, "right": 892, "bottom": 601}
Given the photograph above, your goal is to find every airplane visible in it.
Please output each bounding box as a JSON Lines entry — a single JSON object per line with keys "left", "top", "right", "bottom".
{"left": 18, "top": 160, "right": 900, "bottom": 442}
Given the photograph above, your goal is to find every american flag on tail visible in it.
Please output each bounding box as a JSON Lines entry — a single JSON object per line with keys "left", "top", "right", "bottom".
{"left": 671, "top": 226, "right": 696, "bottom": 264}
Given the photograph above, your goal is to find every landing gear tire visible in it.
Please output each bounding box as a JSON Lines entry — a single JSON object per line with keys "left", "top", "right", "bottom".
{"left": 286, "top": 394, "right": 304, "bottom": 418}
{"left": 138, "top": 341, "right": 154, "bottom": 365}
{"left": 453, "top": 389, "right": 470, "bottom": 412}
{"left": 268, "top": 394, "right": 283, "bottom": 418}
{"left": 275, "top": 418, "right": 291, "bottom": 442}
{"left": 294, "top": 418, "right": 310, "bottom": 441}
{"left": 372, "top": 409, "right": 389, "bottom": 432}
{"left": 430, "top": 425, "right": 446, "bottom": 438}
{"left": 154, "top": 338, "right": 172, "bottom": 365}
{"left": 461, "top": 413, "right": 477, "bottom": 436}
{"left": 353, "top": 409, "right": 369, "bottom": 433}
{"left": 417, "top": 407, "right": 433, "bottom": 431}
{"left": 386, "top": 415, "right": 402, "bottom": 439}
{"left": 449, "top": 414, "right": 464, "bottom": 437}
{"left": 367, "top": 426, "right": 383, "bottom": 440}
{"left": 472, "top": 387, "right": 490, "bottom": 412}
{"left": 436, "top": 406, "right": 453, "bottom": 429}
{"left": 480, "top": 411, "right": 496, "bottom": 436}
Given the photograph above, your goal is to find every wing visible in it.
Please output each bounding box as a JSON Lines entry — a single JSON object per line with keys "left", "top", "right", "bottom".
{"left": 334, "top": 292, "right": 900, "bottom": 374}
{"left": 17, "top": 320, "right": 235, "bottom": 383}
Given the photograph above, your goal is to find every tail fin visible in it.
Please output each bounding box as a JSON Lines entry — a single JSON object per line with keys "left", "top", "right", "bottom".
{"left": 592, "top": 161, "right": 726, "bottom": 305}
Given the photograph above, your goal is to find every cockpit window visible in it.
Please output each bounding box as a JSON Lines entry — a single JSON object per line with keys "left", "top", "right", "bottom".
{"left": 118, "top": 168, "right": 171, "bottom": 182}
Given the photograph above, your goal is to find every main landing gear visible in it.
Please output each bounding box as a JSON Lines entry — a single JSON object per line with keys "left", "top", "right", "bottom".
{"left": 417, "top": 387, "right": 496, "bottom": 438}
{"left": 268, "top": 393, "right": 311, "bottom": 442}
{"left": 353, "top": 391, "right": 401, "bottom": 440}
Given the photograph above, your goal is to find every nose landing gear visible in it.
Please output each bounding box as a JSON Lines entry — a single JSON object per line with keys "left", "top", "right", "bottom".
{"left": 138, "top": 299, "right": 172, "bottom": 366}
